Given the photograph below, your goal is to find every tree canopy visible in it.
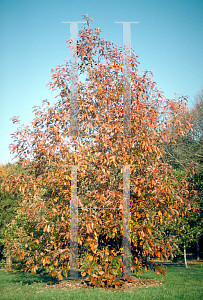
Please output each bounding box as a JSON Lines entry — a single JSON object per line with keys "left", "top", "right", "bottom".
{"left": 0, "top": 14, "right": 197, "bottom": 287}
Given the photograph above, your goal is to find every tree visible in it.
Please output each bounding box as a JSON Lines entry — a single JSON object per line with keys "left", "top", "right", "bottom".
{"left": 0, "top": 14, "right": 196, "bottom": 288}
{"left": 161, "top": 168, "right": 199, "bottom": 267}
{"left": 183, "top": 89, "right": 203, "bottom": 260}
{"left": 161, "top": 89, "right": 203, "bottom": 262}
{"left": 190, "top": 88, "right": 203, "bottom": 194}
{"left": 0, "top": 163, "right": 25, "bottom": 263}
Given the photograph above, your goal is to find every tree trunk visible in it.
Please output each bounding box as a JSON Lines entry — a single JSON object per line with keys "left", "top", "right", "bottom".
{"left": 183, "top": 243, "right": 188, "bottom": 268}
{"left": 196, "top": 233, "right": 200, "bottom": 261}
{"left": 6, "top": 256, "right": 11, "bottom": 268}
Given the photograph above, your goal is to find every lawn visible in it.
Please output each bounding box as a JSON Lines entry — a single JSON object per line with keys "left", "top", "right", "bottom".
{"left": 0, "top": 262, "right": 202, "bottom": 299}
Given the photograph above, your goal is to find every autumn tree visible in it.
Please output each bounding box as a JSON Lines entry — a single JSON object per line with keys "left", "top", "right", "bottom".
{"left": 0, "top": 14, "right": 197, "bottom": 287}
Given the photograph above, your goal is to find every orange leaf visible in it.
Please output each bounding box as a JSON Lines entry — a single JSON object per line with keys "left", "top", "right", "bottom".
{"left": 158, "top": 211, "right": 162, "bottom": 217}
{"left": 87, "top": 268, "right": 92, "bottom": 275}
{"left": 86, "top": 223, "right": 91, "bottom": 233}
{"left": 43, "top": 224, "right": 47, "bottom": 232}
{"left": 58, "top": 274, "right": 63, "bottom": 280}
{"left": 34, "top": 239, "right": 39, "bottom": 245}
{"left": 148, "top": 228, "right": 152, "bottom": 235}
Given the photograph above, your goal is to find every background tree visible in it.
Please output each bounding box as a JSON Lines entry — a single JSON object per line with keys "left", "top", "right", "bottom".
{"left": 161, "top": 88, "right": 203, "bottom": 262}
{"left": 0, "top": 163, "right": 25, "bottom": 263}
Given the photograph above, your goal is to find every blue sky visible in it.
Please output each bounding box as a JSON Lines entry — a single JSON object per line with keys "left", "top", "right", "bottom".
{"left": 0, "top": 0, "right": 202, "bottom": 165}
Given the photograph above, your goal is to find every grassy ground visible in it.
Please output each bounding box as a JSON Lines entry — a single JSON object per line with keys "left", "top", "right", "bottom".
{"left": 0, "top": 262, "right": 202, "bottom": 299}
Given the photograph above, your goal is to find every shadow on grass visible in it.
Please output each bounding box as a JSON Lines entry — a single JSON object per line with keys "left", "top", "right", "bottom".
{"left": 1, "top": 269, "right": 91, "bottom": 287}
{"left": 1, "top": 270, "right": 60, "bottom": 286}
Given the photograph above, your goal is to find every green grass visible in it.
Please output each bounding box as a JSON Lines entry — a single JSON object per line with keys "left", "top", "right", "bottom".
{"left": 0, "top": 264, "right": 203, "bottom": 299}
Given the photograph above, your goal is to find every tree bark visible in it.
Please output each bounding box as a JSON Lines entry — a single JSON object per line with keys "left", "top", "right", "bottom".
{"left": 196, "top": 233, "right": 200, "bottom": 261}
{"left": 6, "top": 256, "right": 11, "bottom": 268}
{"left": 184, "top": 242, "right": 188, "bottom": 268}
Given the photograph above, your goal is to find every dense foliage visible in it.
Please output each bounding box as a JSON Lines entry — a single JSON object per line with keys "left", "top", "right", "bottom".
{"left": 0, "top": 14, "right": 198, "bottom": 287}
{"left": 0, "top": 163, "right": 25, "bottom": 261}
{"left": 162, "top": 89, "right": 203, "bottom": 259}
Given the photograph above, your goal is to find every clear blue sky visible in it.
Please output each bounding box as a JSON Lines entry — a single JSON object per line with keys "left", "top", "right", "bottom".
{"left": 0, "top": 0, "right": 202, "bottom": 165}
